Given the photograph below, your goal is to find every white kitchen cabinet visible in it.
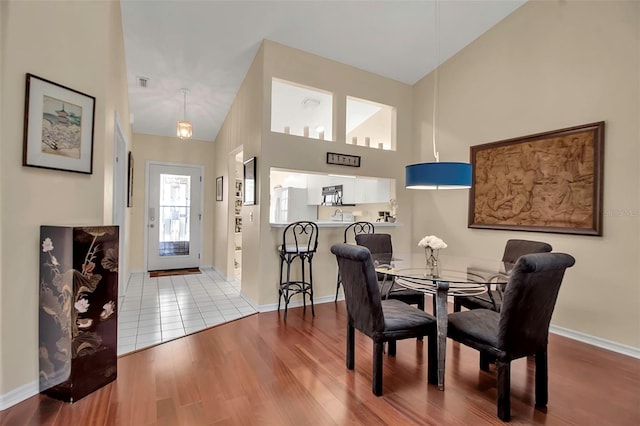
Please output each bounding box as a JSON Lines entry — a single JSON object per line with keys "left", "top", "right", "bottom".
{"left": 271, "top": 187, "right": 316, "bottom": 223}
{"left": 353, "top": 177, "right": 390, "bottom": 203}
{"left": 306, "top": 175, "right": 355, "bottom": 204}
{"left": 353, "top": 178, "right": 375, "bottom": 203}
{"left": 304, "top": 174, "right": 391, "bottom": 205}
{"left": 340, "top": 178, "right": 356, "bottom": 204}
{"left": 306, "top": 174, "right": 324, "bottom": 205}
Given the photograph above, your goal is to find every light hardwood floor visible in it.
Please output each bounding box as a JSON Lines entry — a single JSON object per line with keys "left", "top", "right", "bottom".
{"left": 2, "top": 301, "right": 639, "bottom": 425}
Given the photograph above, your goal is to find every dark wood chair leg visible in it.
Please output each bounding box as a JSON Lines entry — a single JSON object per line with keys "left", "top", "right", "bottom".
{"left": 346, "top": 324, "right": 355, "bottom": 370}
{"left": 387, "top": 340, "right": 396, "bottom": 356}
{"left": 480, "top": 352, "right": 492, "bottom": 371}
{"left": 416, "top": 296, "right": 425, "bottom": 341}
{"left": 335, "top": 273, "right": 341, "bottom": 302}
{"left": 427, "top": 331, "right": 438, "bottom": 385}
{"left": 497, "top": 361, "right": 511, "bottom": 422}
{"left": 373, "top": 341, "right": 384, "bottom": 396}
{"left": 453, "top": 297, "right": 462, "bottom": 312}
{"left": 535, "top": 350, "right": 548, "bottom": 407}
{"left": 418, "top": 296, "right": 425, "bottom": 312}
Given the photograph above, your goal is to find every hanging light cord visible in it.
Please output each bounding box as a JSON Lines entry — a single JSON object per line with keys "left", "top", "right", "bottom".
{"left": 432, "top": 0, "right": 440, "bottom": 163}
{"left": 183, "top": 90, "right": 187, "bottom": 120}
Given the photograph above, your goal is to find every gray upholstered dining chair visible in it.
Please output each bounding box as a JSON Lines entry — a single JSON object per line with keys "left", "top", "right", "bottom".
{"left": 355, "top": 233, "right": 425, "bottom": 311}
{"left": 453, "top": 239, "right": 552, "bottom": 313}
{"left": 335, "top": 221, "right": 375, "bottom": 301}
{"left": 447, "top": 252, "right": 575, "bottom": 421}
{"left": 330, "top": 243, "right": 437, "bottom": 396}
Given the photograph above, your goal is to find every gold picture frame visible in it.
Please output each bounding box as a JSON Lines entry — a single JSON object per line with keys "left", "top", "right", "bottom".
{"left": 468, "top": 122, "right": 604, "bottom": 236}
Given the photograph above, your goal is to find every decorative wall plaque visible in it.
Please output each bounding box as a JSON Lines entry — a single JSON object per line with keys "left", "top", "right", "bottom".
{"left": 326, "top": 152, "right": 361, "bottom": 167}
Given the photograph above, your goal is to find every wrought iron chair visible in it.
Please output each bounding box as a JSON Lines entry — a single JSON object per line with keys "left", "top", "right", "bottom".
{"left": 330, "top": 243, "right": 437, "bottom": 396}
{"left": 335, "top": 221, "right": 375, "bottom": 301}
{"left": 277, "top": 221, "right": 318, "bottom": 320}
{"left": 447, "top": 252, "right": 575, "bottom": 421}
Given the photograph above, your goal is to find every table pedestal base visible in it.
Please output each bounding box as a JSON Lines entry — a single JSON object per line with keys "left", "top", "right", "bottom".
{"left": 434, "top": 280, "right": 449, "bottom": 390}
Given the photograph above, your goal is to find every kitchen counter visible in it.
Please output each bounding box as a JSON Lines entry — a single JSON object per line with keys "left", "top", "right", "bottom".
{"left": 270, "top": 221, "right": 402, "bottom": 228}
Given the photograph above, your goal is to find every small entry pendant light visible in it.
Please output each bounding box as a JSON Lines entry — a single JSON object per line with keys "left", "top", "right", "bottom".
{"left": 405, "top": 1, "right": 471, "bottom": 190}
{"left": 177, "top": 88, "right": 193, "bottom": 140}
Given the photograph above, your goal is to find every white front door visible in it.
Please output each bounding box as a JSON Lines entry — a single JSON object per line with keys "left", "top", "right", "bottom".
{"left": 146, "top": 162, "right": 202, "bottom": 271}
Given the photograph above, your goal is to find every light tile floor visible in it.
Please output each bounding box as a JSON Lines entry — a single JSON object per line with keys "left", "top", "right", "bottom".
{"left": 117, "top": 268, "right": 257, "bottom": 355}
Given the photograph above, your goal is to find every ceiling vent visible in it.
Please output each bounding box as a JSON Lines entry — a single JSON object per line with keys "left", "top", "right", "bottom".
{"left": 136, "top": 76, "right": 150, "bottom": 88}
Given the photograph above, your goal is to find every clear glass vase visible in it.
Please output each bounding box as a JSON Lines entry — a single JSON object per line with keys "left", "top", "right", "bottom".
{"left": 425, "top": 247, "right": 439, "bottom": 268}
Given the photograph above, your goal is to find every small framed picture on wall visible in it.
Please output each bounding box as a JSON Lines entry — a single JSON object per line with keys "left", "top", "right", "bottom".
{"left": 23, "top": 73, "right": 96, "bottom": 174}
{"left": 216, "top": 176, "right": 223, "bottom": 201}
{"left": 127, "top": 151, "right": 134, "bottom": 207}
{"left": 243, "top": 157, "right": 256, "bottom": 205}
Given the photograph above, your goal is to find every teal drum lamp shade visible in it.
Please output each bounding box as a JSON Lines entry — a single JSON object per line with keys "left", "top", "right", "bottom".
{"left": 405, "top": 162, "right": 472, "bottom": 190}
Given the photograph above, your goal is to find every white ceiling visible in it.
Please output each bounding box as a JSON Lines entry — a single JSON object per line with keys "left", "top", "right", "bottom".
{"left": 120, "top": 0, "right": 526, "bottom": 142}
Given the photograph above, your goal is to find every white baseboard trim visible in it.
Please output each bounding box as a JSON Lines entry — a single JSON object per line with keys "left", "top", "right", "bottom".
{"left": 239, "top": 290, "right": 259, "bottom": 311}
{"left": 258, "top": 294, "right": 338, "bottom": 313}
{"left": 0, "top": 379, "right": 38, "bottom": 411}
{"left": 206, "top": 266, "right": 238, "bottom": 283}
{"left": 550, "top": 325, "right": 640, "bottom": 359}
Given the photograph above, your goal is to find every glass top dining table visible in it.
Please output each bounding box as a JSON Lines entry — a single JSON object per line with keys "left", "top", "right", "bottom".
{"left": 374, "top": 253, "right": 513, "bottom": 390}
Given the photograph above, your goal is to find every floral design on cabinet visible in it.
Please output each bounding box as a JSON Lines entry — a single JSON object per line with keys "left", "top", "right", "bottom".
{"left": 39, "top": 225, "right": 119, "bottom": 402}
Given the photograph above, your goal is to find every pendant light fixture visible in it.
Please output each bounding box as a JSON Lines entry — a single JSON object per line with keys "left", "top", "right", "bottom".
{"left": 176, "top": 88, "right": 193, "bottom": 140}
{"left": 405, "top": 1, "right": 471, "bottom": 190}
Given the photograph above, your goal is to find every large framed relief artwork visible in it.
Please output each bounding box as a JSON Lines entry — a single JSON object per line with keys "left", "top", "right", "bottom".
{"left": 23, "top": 73, "right": 96, "bottom": 174}
{"left": 468, "top": 122, "right": 604, "bottom": 236}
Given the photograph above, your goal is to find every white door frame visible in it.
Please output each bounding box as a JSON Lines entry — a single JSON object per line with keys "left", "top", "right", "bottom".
{"left": 144, "top": 160, "right": 204, "bottom": 271}
{"left": 112, "top": 112, "right": 127, "bottom": 295}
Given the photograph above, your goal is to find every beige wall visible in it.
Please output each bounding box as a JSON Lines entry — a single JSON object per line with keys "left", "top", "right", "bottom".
{"left": 129, "top": 133, "right": 216, "bottom": 271}
{"left": 258, "top": 41, "right": 414, "bottom": 306}
{"left": 0, "top": 0, "right": 131, "bottom": 400}
{"left": 105, "top": 2, "right": 133, "bottom": 280}
{"left": 213, "top": 45, "right": 264, "bottom": 304}
{"left": 0, "top": 0, "right": 6, "bottom": 398}
{"left": 213, "top": 40, "right": 415, "bottom": 307}
{"left": 413, "top": 1, "right": 640, "bottom": 348}
{"left": 347, "top": 107, "right": 395, "bottom": 150}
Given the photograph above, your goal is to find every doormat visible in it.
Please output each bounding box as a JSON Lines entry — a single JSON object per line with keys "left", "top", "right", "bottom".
{"left": 149, "top": 268, "right": 201, "bottom": 278}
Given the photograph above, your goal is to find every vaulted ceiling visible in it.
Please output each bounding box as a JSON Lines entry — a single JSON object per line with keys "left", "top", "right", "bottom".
{"left": 120, "top": 0, "right": 526, "bottom": 142}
